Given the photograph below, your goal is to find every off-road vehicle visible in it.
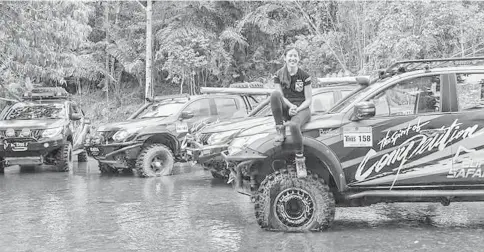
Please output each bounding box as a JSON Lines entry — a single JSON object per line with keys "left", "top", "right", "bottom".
{"left": 85, "top": 87, "right": 271, "bottom": 177}
{"left": 222, "top": 57, "right": 484, "bottom": 232}
{"left": 188, "top": 80, "right": 358, "bottom": 181}
{"left": 0, "top": 87, "right": 91, "bottom": 173}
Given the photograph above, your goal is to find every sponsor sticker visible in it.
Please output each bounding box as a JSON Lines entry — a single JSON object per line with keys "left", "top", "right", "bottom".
{"left": 343, "top": 126, "right": 372, "bottom": 147}
{"left": 295, "top": 80, "right": 304, "bottom": 92}
{"left": 176, "top": 122, "right": 189, "bottom": 133}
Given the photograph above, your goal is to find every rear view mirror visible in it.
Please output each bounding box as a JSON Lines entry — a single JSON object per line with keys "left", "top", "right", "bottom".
{"left": 181, "top": 111, "right": 194, "bottom": 119}
{"left": 353, "top": 101, "right": 375, "bottom": 121}
{"left": 70, "top": 113, "right": 82, "bottom": 120}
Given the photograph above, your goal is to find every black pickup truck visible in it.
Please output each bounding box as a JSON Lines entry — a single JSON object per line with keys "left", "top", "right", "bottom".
{"left": 85, "top": 88, "right": 271, "bottom": 177}
{"left": 222, "top": 57, "right": 484, "bottom": 232}
{"left": 0, "top": 87, "right": 91, "bottom": 173}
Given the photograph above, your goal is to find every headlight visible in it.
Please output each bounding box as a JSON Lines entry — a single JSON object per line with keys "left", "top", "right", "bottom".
{"left": 227, "top": 133, "right": 270, "bottom": 155}
{"left": 112, "top": 127, "right": 142, "bottom": 142}
{"left": 206, "top": 130, "right": 240, "bottom": 145}
{"left": 42, "top": 127, "right": 63, "bottom": 138}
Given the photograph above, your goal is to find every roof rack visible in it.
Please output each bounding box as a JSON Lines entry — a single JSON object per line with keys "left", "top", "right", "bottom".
{"left": 200, "top": 87, "right": 273, "bottom": 95}
{"left": 22, "top": 87, "right": 70, "bottom": 101}
{"left": 314, "top": 76, "right": 371, "bottom": 88}
{"left": 146, "top": 93, "right": 190, "bottom": 102}
{"left": 381, "top": 57, "right": 484, "bottom": 79}
{"left": 229, "top": 82, "right": 266, "bottom": 88}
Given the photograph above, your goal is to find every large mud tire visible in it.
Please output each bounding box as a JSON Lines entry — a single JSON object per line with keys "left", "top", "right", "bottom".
{"left": 78, "top": 152, "right": 88, "bottom": 162}
{"left": 254, "top": 169, "right": 335, "bottom": 232}
{"left": 0, "top": 160, "right": 4, "bottom": 173}
{"left": 55, "top": 142, "right": 73, "bottom": 172}
{"left": 136, "top": 144, "right": 174, "bottom": 177}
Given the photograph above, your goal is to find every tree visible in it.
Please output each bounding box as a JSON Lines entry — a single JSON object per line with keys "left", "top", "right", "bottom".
{"left": 0, "top": 1, "right": 98, "bottom": 93}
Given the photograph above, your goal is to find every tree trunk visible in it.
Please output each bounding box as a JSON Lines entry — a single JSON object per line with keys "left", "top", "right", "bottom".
{"left": 145, "top": 0, "right": 153, "bottom": 102}
{"left": 104, "top": 1, "right": 110, "bottom": 103}
{"left": 180, "top": 72, "right": 185, "bottom": 94}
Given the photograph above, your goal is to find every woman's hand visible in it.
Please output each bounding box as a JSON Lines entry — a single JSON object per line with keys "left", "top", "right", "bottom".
{"left": 289, "top": 105, "right": 298, "bottom": 116}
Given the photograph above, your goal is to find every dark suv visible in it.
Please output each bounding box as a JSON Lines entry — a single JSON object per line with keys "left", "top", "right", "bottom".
{"left": 222, "top": 57, "right": 484, "bottom": 232}
{"left": 188, "top": 82, "right": 358, "bottom": 180}
{"left": 85, "top": 89, "right": 270, "bottom": 177}
{"left": 0, "top": 87, "right": 91, "bottom": 173}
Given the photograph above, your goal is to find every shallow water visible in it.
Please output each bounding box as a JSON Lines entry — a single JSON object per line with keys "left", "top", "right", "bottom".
{"left": 0, "top": 159, "right": 483, "bottom": 252}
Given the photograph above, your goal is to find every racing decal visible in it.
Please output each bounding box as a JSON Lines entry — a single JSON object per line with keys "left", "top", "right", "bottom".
{"left": 295, "top": 80, "right": 304, "bottom": 92}
{"left": 377, "top": 118, "right": 428, "bottom": 150}
{"left": 448, "top": 146, "right": 484, "bottom": 178}
{"left": 342, "top": 126, "right": 372, "bottom": 147}
{"left": 175, "top": 122, "right": 189, "bottom": 133}
{"left": 354, "top": 119, "right": 482, "bottom": 187}
{"left": 319, "top": 128, "right": 340, "bottom": 137}
{"left": 4, "top": 141, "right": 28, "bottom": 151}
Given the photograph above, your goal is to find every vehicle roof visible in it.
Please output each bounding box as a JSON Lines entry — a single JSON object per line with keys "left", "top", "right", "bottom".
{"left": 330, "top": 64, "right": 484, "bottom": 114}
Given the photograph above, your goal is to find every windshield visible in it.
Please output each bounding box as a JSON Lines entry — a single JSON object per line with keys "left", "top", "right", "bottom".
{"left": 327, "top": 85, "right": 372, "bottom": 113}
{"left": 253, "top": 105, "right": 272, "bottom": 117}
{"left": 135, "top": 102, "right": 186, "bottom": 119}
{"left": 4, "top": 103, "right": 66, "bottom": 120}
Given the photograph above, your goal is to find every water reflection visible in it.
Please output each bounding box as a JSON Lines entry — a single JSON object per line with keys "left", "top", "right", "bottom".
{"left": 1, "top": 160, "right": 484, "bottom": 251}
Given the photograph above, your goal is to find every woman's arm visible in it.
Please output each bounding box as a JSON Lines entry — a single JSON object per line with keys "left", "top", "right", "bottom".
{"left": 274, "top": 83, "right": 296, "bottom": 108}
{"left": 296, "top": 84, "right": 312, "bottom": 112}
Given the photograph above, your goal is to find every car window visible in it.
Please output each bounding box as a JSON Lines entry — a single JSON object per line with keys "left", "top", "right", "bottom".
{"left": 341, "top": 90, "right": 353, "bottom": 98}
{"left": 254, "top": 105, "right": 271, "bottom": 117}
{"left": 136, "top": 102, "right": 186, "bottom": 119}
{"left": 311, "top": 92, "right": 334, "bottom": 113}
{"left": 214, "top": 98, "right": 238, "bottom": 118}
{"left": 247, "top": 95, "right": 267, "bottom": 109}
{"left": 365, "top": 75, "right": 441, "bottom": 117}
{"left": 183, "top": 99, "right": 211, "bottom": 117}
{"left": 5, "top": 103, "right": 67, "bottom": 120}
{"left": 456, "top": 73, "right": 484, "bottom": 111}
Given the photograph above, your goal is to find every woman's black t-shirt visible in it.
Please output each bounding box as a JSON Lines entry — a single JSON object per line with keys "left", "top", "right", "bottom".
{"left": 274, "top": 68, "right": 311, "bottom": 106}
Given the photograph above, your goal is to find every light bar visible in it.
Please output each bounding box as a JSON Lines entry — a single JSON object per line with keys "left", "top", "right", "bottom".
{"left": 22, "top": 87, "right": 70, "bottom": 100}
{"left": 147, "top": 93, "right": 190, "bottom": 102}
{"left": 229, "top": 82, "right": 265, "bottom": 88}
{"left": 200, "top": 87, "right": 274, "bottom": 95}
{"left": 316, "top": 76, "right": 371, "bottom": 86}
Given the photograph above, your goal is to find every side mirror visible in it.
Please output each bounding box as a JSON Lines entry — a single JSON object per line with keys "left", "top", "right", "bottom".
{"left": 181, "top": 111, "right": 194, "bottom": 119}
{"left": 352, "top": 101, "right": 375, "bottom": 121}
{"left": 70, "top": 113, "right": 82, "bottom": 120}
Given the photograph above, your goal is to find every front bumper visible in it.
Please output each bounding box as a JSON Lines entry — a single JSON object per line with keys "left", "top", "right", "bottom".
{"left": 0, "top": 138, "right": 66, "bottom": 166}
{"left": 186, "top": 144, "right": 229, "bottom": 163}
{"left": 220, "top": 149, "right": 267, "bottom": 162}
{"left": 220, "top": 149, "right": 267, "bottom": 197}
{"left": 85, "top": 142, "right": 142, "bottom": 167}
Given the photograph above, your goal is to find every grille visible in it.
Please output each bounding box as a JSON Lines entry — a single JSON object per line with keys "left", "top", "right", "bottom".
{"left": 0, "top": 129, "right": 44, "bottom": 139}
{"left": 100, "top": 131, "right": 117, "bottom": 144}
{"left": 199, "top": 133, "right": 212, "bottom": 145}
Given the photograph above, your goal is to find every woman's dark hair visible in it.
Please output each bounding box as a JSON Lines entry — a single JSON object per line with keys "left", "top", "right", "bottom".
{"left": 276, "top": 46, "right": 300, "bottom": 88}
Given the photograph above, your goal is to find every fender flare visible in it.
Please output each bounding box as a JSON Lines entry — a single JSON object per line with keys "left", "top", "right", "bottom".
{"left": 136, "top": 131, "right": 181, "bottom": 154}
{"left": 248, "top": 135, "right": 347, "bottom": 192}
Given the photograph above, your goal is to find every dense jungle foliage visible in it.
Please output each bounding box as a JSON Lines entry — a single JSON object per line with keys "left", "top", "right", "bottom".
{"left": 1, "top": 0, "right": 484, "bottom": 125}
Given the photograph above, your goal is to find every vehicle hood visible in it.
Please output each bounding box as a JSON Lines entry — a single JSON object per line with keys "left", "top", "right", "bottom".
{"left": 96, "top": 117, "right": 175, "bottom": 132}
{"left": 202, "top": 116, "right": 273, "bottom": 134}
{"left": 237, "top": 113, "right": 344, "bottom": 137}
{"left": 0, "top": 119, "right": 66, "bottom": 130}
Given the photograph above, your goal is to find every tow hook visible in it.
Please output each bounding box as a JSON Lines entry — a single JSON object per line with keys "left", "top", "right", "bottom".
{"left": 440, "top": 197, "right": 451, "bottom": 206}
